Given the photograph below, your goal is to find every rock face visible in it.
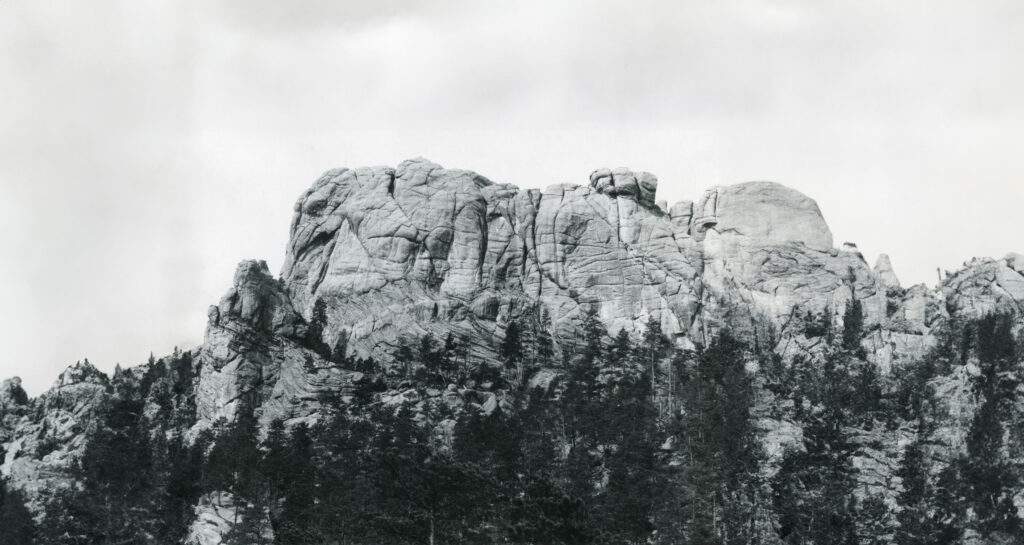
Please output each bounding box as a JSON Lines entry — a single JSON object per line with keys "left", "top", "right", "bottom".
{"left": 279, "top": 159, "right": 867, "bottom": 371}
{"left": 874, "top": 253, "right": 901, "bottom": 289}
{"left": 185, "top": 492, "right": 273, "bottom": 545}
{"left": 181, "top": 158, "right": 1020, "bottom": 434}
{"left": 943, "top": 254, "right": 1024, "bottom": 319}
{"left": 3, "top": 158, "right": 1023, "bottom": 545}
{"left": 0, "top": 377, "right": 28, "bottom": 411}
{"left": 691, "top": 181, "right": 833, "bottom": 250}
{"left": 0, "top": 361, "right": 109, "bottom": 508}
{"left": 281, "top": 159, "right": 703, "bottom": 367}
{"left": 193, "top": 259, "right": 359, "bottom": 433}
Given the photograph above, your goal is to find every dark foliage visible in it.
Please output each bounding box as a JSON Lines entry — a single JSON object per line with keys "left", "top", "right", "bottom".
{"left": 0, "top": 479, "right": 36, "bottom": 545}
{"left": 17, "top": 306, "right": 1024, "bottom": 545}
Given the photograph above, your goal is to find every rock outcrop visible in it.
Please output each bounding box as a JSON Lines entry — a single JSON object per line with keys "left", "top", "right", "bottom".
{"left": 691, "top": 181, "right": 833, "bottom": 250}
{"left": 943, "top": 253, "right": 1024, "bottom": 319}
{"left": 874, "top": 253, "right": 901, "bottom": 290}
{"left": 279, "top": 159, "right": 878, "bottom": 372}
{"left": 0, "top": 361, "right": 109, "bottom": 508}
{"left": 193, "top": 259, "right": 359, "bottom": 433}
{"left": 184, "top": 159, "right": 1024, "bottom": 434}
{"left": 2, "top": 158, "right": 1022, "bottom": 545}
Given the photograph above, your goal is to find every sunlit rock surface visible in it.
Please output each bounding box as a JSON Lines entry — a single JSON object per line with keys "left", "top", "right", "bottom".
{"left": 3, "top": 158, "right": 1021, "bottom": 545}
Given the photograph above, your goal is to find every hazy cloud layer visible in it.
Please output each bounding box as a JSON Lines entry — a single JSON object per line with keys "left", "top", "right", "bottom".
{"left": 2, "top": 1, "right": 1023, "bottom": 392}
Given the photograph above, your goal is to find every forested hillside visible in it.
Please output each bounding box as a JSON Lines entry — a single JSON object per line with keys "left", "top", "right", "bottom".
{"left": 3, "top": 160, "right": 1024, "bottom": 544}
{"left": 3, "top": 307, "right": 1023, "bottom": 544}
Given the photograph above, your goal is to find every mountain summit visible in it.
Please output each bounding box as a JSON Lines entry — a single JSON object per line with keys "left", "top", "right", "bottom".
{"left": 3, "top": 159, "right": 1024, "bottom": 545}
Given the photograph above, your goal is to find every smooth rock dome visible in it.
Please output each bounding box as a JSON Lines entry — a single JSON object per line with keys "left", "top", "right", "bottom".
{"left": 695, "top": 181, "right": 833, "bottom": 250}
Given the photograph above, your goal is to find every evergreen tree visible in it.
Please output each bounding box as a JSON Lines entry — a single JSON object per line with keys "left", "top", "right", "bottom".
{"left": 0, "top": 479, "right": 36, "bottom": 545}
{"left": 206, "top": 412, "right": 261, "bottom": 497}
{"left": 894, "top": 439, "right": 962, "bottom": 545}
{"left": 841, "top": 299, "right": 864, "bottom": 353}
{"left": 305, "top": 298, "right": 332, "bottom": 358}
{"left": 270, "top": 423, "right": 319, "bottom": 545}
{"left": 500, "top": 318, "right": 524, "bottom": 373}
{"left": 668, "top": 331, "right": 764, "bottom": 545}
{"left": 960, "top": 313, "right": 1021, "bottom": 540}
{"left": 535, "top": 306, "right": 557, "bottom": 369}
{"left": 310, "top": 410, "right": 376, "bottom": 543}
{"left": 594, "top": 330, "right": 660, "bottom": 545}
{"left": 209, "top": 412, "right": 271, "bottom": 545}
{"left": 394, "top": 335, "right": 416, "bottom": 382}
{"left": 773, "top": 405, "right": 859, "bottom": 545}
{"left": 639, "top": 316, "right": 671, "bottom": 411}
{"left": 40, "top": 382, "right": 157, "bottom": 544}
{"left": 330, "top": 329, "right": 351, "bottom": 365}
{"left": 508, "top": 389, "right": 591, "bottom": 545}
{"left": 559, "top": 305, "right": 605, "bottom": 497}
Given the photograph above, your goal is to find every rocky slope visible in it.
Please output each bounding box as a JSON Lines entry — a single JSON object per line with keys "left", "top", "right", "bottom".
{"left": 2, "top": 158, "right": 1023, "bottom": 544}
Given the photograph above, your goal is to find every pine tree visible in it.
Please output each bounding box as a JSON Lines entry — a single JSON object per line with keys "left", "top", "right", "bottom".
{"left": 209, "top": 412, "right": 271, "bottom": 545}
{"left": 663, "top": 331, "right": 764, "bottom": 545}
{"left": 272, "top": 424, "right": 318, "bottom": 545}
{"left": 559, "top": 305, "right": 605, "bottom": 476}
{"left": 841, "top": 299, "right": 864, "bottom": 352}
{"left": 640, "top": 316, "right": 671, "bottom": 411}
{"left": 773, "top": 405, "right": 859, "bottom": 545}
{"left": 960, "top": 313, "right": 1021, "bottom": 540}
{"left": 961, "top": 395, "right": 1020, "bottom": 538}
{"left": 39, "top": 380, "right": 158, "bottom": 545}
{"left": 535, "top": 306, "right": 557, "bottom": 369}
{"left": 207, "top": 412, "right": 261, "bottom": 497}
{"left": 394, "top": 335, "right": 416, "bottom": 382}
{"left": 0, "top": 480, "right": 36, "bottom": 545}
{"left": 894, "top": 439, "right": 962, "bottom": 545}
{"left": 500, "top": 318, "right": 525, "bottom": 385}
{"left": 330, "top": 329, "right": 350, "bottom": 365}
{"left": 594, "top": 330, "right": 660, "bottom": 545}
{"left": 305, "top": 298, "right": 332, "bottom": 358}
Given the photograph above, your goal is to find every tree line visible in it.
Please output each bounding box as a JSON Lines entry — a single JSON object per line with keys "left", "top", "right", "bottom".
{"left": 2, "top": 304, "right": 1024, "bottom": 544}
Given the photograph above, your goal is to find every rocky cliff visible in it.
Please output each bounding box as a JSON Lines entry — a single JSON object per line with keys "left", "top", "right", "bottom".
{"left": 2, "top": 158, "right": 1023, "bottom": 544}
{"left": 282, "top": 160, "right": 880, "bottom": 356}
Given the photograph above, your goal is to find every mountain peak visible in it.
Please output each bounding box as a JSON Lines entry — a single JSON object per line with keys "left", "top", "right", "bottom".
{"left": 54, "top": 359, "right": 107, "bottom": 389}
{"left": 874, "top": 253, "right": 901, "bottom": 289}
{"left": 694, "top": 180, "right": 833, "bottom": 250}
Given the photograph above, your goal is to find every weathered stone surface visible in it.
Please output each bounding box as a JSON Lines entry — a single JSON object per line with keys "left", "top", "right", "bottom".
{"left": 0, "top": 361, "right": 110, "bottom": 509}
{"left": 5, "top": 158, "right": 1023, "bottom": 544}
{"left": 279, "top": 159, "right": 870, "bottom": 375}
{"left": 192, "top": 260, "right": 358, "bottom": 434}
{"left": 185, "top": 492, "right": 273, "bottom": 545}
{"left": 669, "top": 200, "right": 693, "bottom": 232}
{"left": 280, "top": 158, "right": 706, "bottom": 368}
{"left": 0, "top": 377, "right": 30, "bottom": 447}
{"left": 874, "top": 253, "right": 901, "bottom": 289}
{"left": 693, "top": 181, "right": 833, "bottom": 250}
{"left": 696, "top": 226, "right": 887, "bottom": 351}
{"left": 0, "top": 377, "right": 28, "bottom": 411}
{"left": 943, "top": 254, "right": 1024, "bottom": 319}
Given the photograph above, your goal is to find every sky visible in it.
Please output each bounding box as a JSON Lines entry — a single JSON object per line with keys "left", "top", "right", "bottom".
{"left": 2, "top": 1, "right": 1023, "bottom": 393}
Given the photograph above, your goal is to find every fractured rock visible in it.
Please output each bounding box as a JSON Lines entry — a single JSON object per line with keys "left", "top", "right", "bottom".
{"left": 874, "top": 253, "right": 901, "bottom": 289}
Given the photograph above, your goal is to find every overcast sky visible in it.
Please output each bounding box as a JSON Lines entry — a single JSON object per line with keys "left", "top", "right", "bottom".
{"left": 2, "top": 1, "right": 1023, "bottom": 393}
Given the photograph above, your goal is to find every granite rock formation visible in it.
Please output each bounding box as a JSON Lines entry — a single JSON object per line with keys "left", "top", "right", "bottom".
{"left": 2, "top": 158, "right": 1024, "bottom": 544}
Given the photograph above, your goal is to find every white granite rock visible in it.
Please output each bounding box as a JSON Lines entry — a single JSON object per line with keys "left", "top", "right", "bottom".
{"left": 943, "top": 254, "right": 1024, "bottom": 319}
{"left": 280, "top": 159, "right": 866, "bottom": 369}
{"left": 0, "top": 361, "right": 110, "bottom": 510}
{"left": 693, "top": 181, "right": 834, "bottom": 250}
{"left": 185, "top": 492, "right": 273, "bottom": 545}
{"left": 191, "top": 259, "right": 360, "bottom": 434}
{"left": 874, "top": 253, "right": 901, "bottom": 289}
{"left": 6, "top": 158, "right": 1024, "bottom": 542}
